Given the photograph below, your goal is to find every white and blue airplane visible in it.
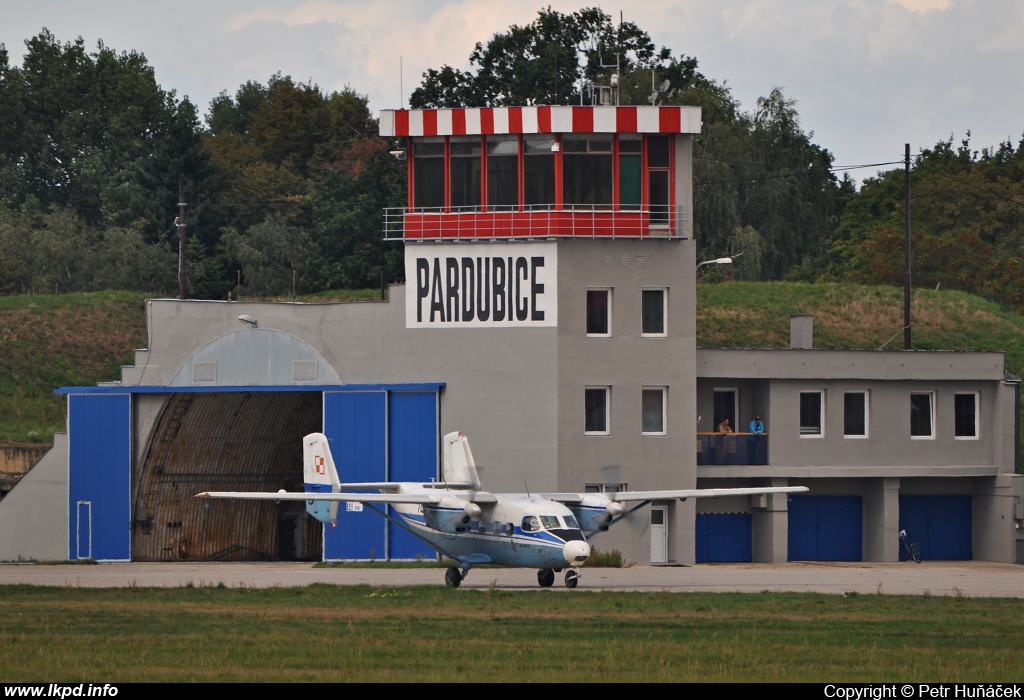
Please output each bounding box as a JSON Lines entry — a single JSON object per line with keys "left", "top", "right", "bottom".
{"left": 197, "top": 431, "right": 808, "bottom": 589}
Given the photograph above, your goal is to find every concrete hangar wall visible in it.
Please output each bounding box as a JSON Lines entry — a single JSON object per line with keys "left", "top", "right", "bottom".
{"left": 0, "top": 236, "right": 697, "bottom": 565}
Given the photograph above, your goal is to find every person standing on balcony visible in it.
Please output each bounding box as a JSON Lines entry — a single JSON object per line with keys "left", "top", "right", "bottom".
{"left": 748, "top": 416, "right": 766, "bottom": 465}
{"left": 718, "top": 418, "right": 733, "bottom": 433}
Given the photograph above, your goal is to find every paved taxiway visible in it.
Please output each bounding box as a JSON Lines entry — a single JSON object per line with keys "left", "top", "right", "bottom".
{"left": 1, "top": 561, "right": 1021, "bottom": 596}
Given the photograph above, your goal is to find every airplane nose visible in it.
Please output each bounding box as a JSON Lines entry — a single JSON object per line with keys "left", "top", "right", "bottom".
{"left": 564, "top": 540, "right": 590, "bottom": 564}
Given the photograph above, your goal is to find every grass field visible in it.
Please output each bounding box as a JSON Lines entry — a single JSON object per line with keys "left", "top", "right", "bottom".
{"left": 2, "top": 585, "right": 1022, "bottom": 682}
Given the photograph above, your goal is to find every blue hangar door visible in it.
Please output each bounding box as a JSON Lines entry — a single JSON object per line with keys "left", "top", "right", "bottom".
{"left": 695, "top": 513, "right": 752, "bottom": 563}
{"left": 322, "top": 390, "right": 438, "bottom": 560}
{"left": 899, "top": 495, "right": 972, "bottom": 560}
{"left": 788, "top": 495, "right": 863, "bottom": 561}
{"left": 68, "top": 394, "right": 131, "bottom": 561}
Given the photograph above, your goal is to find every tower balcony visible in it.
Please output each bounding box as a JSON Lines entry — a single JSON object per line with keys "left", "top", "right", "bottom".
{"left": 384, "top": 204, "right": 691, "bottom": 241}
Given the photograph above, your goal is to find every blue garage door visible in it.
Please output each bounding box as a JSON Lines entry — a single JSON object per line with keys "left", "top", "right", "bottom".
{"left": 788, "top": 495, "right": 862, "bottom": 561}
{"left": 323, "top": 391, "right": 387, "bottom": 560}
{"left": 695, "top": 513, "right": 752, "bottom": 563}
{"left": 899, "top": 495, "right": 972, "bottom": 560}
{"left": 68, "top": 394, "right": 131, "bottom": 561}
{"left": 322, "top": 389, "right": 439, "bottom": 561}
{"left": 388, "top": 392, "right": 438, "bottom": 559}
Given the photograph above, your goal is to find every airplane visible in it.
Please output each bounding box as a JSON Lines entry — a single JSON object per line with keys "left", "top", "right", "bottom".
{"left": 197, "top": 431, "right": 809, "bottom": 589}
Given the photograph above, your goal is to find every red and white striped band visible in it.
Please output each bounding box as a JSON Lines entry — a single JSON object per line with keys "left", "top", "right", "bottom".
{"left": 379, "top": 105, "right": 702, "bottom": 137}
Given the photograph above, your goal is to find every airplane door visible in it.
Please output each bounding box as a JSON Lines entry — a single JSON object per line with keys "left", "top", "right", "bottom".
{"left": 650, "top": 507, "right": 668, "bottom": 564}
{"left": 77, "top": 501, "right": 92, "bottom": 560}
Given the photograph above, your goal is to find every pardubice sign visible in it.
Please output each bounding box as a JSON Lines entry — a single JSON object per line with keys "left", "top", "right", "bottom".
{"left": 405, "top": 243, "right": 558, "bottom": 328}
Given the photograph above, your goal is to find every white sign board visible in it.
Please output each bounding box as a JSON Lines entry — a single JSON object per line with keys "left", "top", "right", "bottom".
{"left": 405, "top": 243, "right": 558, "bottom": 328}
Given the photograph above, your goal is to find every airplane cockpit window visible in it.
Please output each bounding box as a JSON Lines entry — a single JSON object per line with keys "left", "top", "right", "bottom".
{"left": 540, "top": 515, "right": 561, "bottom": 530}
{"left": 522, "top": 515, "right": 541, "bottom": 532}
{"left": 563, "top": 515, "right": 580, "bottom": 529}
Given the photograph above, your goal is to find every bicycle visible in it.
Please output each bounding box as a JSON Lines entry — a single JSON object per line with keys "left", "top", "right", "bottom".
{"left": 899, "top": 529, "right": 922, "bottom": 563}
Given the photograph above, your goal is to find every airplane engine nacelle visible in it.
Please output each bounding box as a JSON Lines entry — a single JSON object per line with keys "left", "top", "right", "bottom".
{"left": 570, "top": 496, "right": 626, "bottom": 533}
{"left": 424, "top": 497, "right": 482, "bottom": 533}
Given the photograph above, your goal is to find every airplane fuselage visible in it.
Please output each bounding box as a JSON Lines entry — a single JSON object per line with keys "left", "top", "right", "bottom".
{"left": 387, "top": 489, "right": 591, "bottom": 569}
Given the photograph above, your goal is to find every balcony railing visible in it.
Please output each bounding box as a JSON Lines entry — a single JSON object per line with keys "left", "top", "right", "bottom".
{"left": 697, "top": 433, "right": 768, "bottom": 466}
{"left": 384, "top": 204, "right": 690, "bottom": 241}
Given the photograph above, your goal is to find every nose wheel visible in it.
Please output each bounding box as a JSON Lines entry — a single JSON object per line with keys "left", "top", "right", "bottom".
{"left": 565, "top": 570, "right": 579, "bottom": 589}
{"left": 537, "top": 568, "right": 555, "bottom": 588}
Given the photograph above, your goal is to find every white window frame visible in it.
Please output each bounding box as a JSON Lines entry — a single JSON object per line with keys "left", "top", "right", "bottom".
{"left": 641, "top": 386, "right": 667, "bottom": 436}
{"left": 585, "top": 386, "right": 611, "bottom": 435}
{"left": 586, "top": 288, "right": 612, "bottom": 337}
{"left": 910, "top": 391, "right": 936, "bottom": 440}
{"left": 799, "top": 390, "right": 825, "bottom": 438}
{"left": 641, "top": 288, "right": 668, "bottom": 338}
{"left": 843, "top": 390, "right": 869, "bottom": 439}
{"left": 954, "top": 391, "right": 980, "bottom": 440}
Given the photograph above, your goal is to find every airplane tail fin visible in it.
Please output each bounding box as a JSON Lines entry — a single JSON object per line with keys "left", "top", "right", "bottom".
{"left": 442, "top": 432, "right": 482, "bottom": 490}
{"left": 303, "top": 432, "right": 341, "bottom": 524}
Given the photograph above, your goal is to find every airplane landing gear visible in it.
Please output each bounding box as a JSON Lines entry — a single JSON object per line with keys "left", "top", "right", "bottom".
{"left": 537, "top": 568, "right": 555, "bottom": 588}
{"left": 565, "top": 570, "right": 579, "bottom": 589}
{"left": 445, "top": 567, "right": 462, "bottom": 588}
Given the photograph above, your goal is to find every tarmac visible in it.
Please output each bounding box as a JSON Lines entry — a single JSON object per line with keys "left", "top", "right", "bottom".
{"left": 1, "top": 560, "right": 1022, "bottom": 596}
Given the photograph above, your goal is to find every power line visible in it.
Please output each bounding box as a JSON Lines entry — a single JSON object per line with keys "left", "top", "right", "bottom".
{"left": 696, "top": 160, "right": 903, "bottom": 187}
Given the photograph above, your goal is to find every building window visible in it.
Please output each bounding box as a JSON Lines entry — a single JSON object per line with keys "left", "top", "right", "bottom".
{"left": 954, "top": 392, "right": 979, "bottom": 439}
{"left": 619, "top": 136, "right": 642, "bottom": 210}
{"left": 799, "top": 391, "right": 824, "bottom": 437}
{"left": 585, "top": 387, "right": 610, "bottom": 434}
{"left": 642, "top": 387, "right": 666, "bottom": 435}
{"left": 585, "top": 483, "right": 627, "bottom": 493}
{"left": 910, "top": 392, "right": 935, "bottom": 439}
{"left": 648, "top": 134, "right": 671, "bottom": 224}
{"left": 449, "top": 137, "right": 481, "bottom": 208}
{"left": 486, "top": 136, "right": 518, "bottom": 208}
{"left": 587, "top": 289, "right": 611, "bottom": 336}
{"left": 563, "top": 135, "right": 614, "bottom": 207}
{"left": 523, "top": 136, "right": 555, "bottom": 207}
{"left": 413, "top": 138, "right": 445, "bottom": 210}
{"left": 641, "top": 289, "right": 667, "bottom": 336}
{"left": 844, "top": 391, "right": 868, "bottom": 438}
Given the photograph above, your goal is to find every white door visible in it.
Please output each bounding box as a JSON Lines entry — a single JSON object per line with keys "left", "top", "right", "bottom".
{"left": 77, "top": 501, "right": 92, "bottom": 560}
{"left": 650, "top": 506, "right": 668, "bottom": 564}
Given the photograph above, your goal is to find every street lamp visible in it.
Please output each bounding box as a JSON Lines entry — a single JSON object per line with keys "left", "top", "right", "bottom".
{"left": 697, "top": 257, "right": 733, "bottom": 269}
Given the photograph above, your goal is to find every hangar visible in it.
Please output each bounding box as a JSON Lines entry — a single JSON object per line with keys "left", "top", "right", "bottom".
{"left": 1, "top": 103, "right": 1021, "bottom": 565}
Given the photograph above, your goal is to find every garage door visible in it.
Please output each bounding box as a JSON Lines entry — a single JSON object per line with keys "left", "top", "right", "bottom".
{"left": 695, "top": 513, "right": 752, "bottom": 563}
{"left": 788, "top": 495, "right": 862, "bottom": 561}
{"left": 322, "top": 389, "right": 438, "bottom": 561}
{"left": 899, "top": 495, "right": 972, "bottom": 560}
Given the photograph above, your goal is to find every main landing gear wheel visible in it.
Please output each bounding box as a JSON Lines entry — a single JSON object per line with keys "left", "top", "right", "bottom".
{"left": 565, "top": 570, "right": 580, "bottom": 589}
{"left": 445, "top": 567, "right": 462, "bottom": 588}
{"left": 537, "top": 568, "right": 555, "bottom": 588}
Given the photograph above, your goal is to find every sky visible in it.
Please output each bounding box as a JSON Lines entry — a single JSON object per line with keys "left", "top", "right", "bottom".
{"left": 3, "top": 0, "right": 1023, "bottom": 184}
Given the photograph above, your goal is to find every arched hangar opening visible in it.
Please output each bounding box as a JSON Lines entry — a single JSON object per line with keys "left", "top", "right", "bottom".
{"left": 132, "top": 391, "right": 323, "bottom": 562}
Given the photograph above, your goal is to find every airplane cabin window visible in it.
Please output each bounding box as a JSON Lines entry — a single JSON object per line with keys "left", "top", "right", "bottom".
{"left": 505, "top": 522, "right": 514, "bottom": 536}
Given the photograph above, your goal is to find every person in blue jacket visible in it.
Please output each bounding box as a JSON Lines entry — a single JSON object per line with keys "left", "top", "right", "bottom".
{"left": 747, "top": 416, "right": 765, "bottom": 463}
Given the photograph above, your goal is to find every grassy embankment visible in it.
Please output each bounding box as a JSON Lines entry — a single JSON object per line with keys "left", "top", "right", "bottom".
{"left": 1, "top": 584, "right": 1022, "bottom": 682}
{"left": 2, "top": 282, "right": 1023, "bottom": 442}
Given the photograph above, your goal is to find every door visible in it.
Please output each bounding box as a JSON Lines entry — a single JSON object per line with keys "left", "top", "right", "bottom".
{"left": 650, "top": 507, "right": 668, "bottom": 564}
{"left": 713, "top": 388, "right": 738, "bottom": 433}
{"left": 76, "top": 501, "right": 92, "bottom": 560}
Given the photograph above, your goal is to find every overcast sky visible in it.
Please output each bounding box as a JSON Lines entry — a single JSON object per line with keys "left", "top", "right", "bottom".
{"left": 3, "top": 0, "right": 1022, "bottom": 183}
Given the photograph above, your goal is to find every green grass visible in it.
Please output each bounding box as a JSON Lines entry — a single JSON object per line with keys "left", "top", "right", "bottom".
{"left": 1, "top": 585, "right": 1021, "bottom": 682}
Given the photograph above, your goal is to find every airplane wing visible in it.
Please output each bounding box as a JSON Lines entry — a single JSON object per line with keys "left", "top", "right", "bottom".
{"left": 196, "top": 490, "right": 499, "bottom": 504}
{"left": 542, "top": 486, "right": 809, "bottom": 503}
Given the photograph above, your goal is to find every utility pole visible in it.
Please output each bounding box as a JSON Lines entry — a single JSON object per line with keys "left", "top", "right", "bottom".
{"left": 903, "top": 144, "right": 911, "bottom": 350}
{"left": 177, "top": 179, "right": 187, "bottom": 300}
